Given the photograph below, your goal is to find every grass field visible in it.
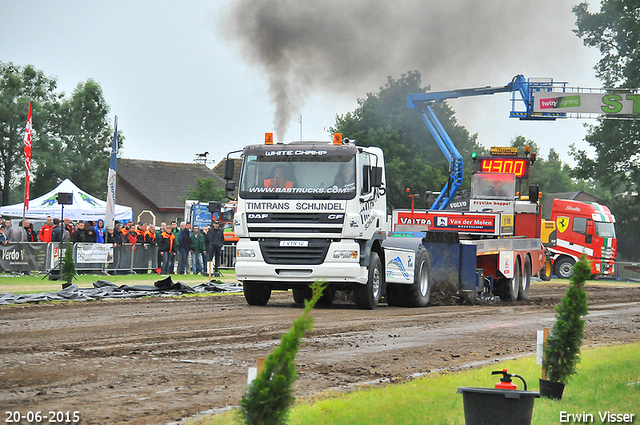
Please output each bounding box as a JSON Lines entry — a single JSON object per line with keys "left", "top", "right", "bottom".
{"left": 189, "top": 342, "right": 640, "bottom": 425}
{"left": 0, "top": 270, "right": 238, "bottom": 294}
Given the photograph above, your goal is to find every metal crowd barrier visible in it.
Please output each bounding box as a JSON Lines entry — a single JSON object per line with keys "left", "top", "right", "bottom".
{"left": 607, "top": 262, "right": 640, "bottom": 282}
{"left": 0, "top": 242, "right": 237, "bottom": 275}
{"left": 45, "top": 243, "right": 158, "bottom": 274}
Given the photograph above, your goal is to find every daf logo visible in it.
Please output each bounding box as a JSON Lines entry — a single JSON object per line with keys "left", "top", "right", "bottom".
{"left": 248, "top": 213, "right": 269, "bottom": 219}
{"left": 327, "top": 214, "right": 344, "bottom": 220}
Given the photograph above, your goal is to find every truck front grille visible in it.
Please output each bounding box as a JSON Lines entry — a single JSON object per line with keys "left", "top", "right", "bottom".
{"left": 247, "top": 213, "right": 344, "bottom": 237}
{"left": 259, "top": 239, "right": 330, "bottom": 265}
{"left": 602, "top": 247, "right": 616, "bottom": 259}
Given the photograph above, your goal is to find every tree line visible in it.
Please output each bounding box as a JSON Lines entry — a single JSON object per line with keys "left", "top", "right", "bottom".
{"left": 0, "top": 62, "right": 121, "bottom": 205}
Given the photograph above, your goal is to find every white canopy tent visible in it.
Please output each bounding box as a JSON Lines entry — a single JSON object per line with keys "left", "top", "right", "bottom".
{"left": 0, "top": 179, "right": 132, "bottom": 223}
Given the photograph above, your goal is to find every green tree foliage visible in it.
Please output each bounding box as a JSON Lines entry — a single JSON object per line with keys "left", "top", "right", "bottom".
{"left": 510, "top": 135, "right": 589, "bottom": 195}
{"left": 573, "top": 1, "right": 640, "bottom": 260}
{"left": 543, "top": 257, "right": 590, "bottom": 384}
{"left": 0, "top": 62, "right": 61, "bottom": 205}
{"left": 0, "top": 62, "right": 121, "bottom": 204}
{"left": 239, "top": 282, "right": 324, "bottom": 425}
{"left": 186, "top": 176, "right": 226, "bottom": 202}
{"left": 331, "top": 71, "right": 484, "bottom": 209}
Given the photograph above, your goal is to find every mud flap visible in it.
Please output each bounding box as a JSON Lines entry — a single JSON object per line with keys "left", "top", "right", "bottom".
{"left": 460, "top": 244, "right": 477, "bottom": 304}
{"left": 421, "top": 239, "right": 477, "bottom": 302}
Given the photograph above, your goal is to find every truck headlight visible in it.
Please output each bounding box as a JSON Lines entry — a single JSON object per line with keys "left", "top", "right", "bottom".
{"left": 333, "top": 250, "right": 358, "bottom": 259}
{"left": 237, "top": 249, "right": 256, "bottom": 258}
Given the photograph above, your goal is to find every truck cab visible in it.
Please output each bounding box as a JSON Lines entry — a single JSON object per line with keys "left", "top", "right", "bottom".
{"left": 549, "top": 198, "right": 617, "bottom": 278}
{"left": 226, "top": 134, "right": 389, "bottom": 308}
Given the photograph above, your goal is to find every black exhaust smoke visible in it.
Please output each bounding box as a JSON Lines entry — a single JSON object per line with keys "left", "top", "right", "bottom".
{"left": 217, "top": 0, "right": 578, "bottom": 140}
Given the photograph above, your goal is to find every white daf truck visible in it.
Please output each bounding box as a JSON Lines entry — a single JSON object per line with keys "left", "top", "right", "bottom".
{"left": 223, "top": 133, "right": 432, "bottom": 309}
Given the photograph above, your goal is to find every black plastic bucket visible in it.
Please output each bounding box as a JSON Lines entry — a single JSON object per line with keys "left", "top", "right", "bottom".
{"left": 457, "top": 387, "right": 540, "bottom": 425}
{"left": 539, "top": 378, "right": 565, "bottom": 400}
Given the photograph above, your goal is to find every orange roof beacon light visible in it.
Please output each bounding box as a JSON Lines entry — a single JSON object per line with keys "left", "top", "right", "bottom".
{"left": 524, "top": 145, "right": 531, "bottom": 156}
{"left": 265, "top": 132, "right": 273, "bottom": 145}
{"left": 333, "top": 133, "right": 342, "bottom": 145}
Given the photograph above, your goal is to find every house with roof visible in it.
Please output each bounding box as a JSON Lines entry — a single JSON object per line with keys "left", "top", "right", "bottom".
{"left": 212, "top": 158, "right": 243, "bottom": 184}
{"left": 116, "top": 158, "right": 225, "bottom": 225}
{"left": 542, "top": 190, "right": 603, "bottom": 220}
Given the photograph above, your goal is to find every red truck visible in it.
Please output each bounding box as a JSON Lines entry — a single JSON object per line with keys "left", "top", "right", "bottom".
{"left": 548, "top": 198, "right": 617, "bottom": 279}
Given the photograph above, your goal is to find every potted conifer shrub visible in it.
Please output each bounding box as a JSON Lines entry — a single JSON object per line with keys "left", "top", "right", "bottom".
{"left": 540, "top": 256, "right": 590, "bottom": 399}
{"left": 239, "top": 281, "right": 325, "bottom": 425}
{"left": 61, "top": 240, "right": 77, "bottom": 289}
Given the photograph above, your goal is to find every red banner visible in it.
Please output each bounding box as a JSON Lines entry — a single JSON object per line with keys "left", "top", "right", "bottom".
{"left": 24, "top": 102, "right": 32, "bottom": 210}
{"left": 394, "top": 210, "right": 498, "bottom": 233}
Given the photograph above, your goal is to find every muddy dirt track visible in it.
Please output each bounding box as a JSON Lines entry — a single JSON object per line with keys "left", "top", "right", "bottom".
{"left": 1, "top": 282, "right": 639, "bottom": 425}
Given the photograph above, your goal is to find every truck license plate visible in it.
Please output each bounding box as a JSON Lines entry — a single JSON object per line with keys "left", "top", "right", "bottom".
{"left": 280, "top": 241, "right": 308, "bottom": 247}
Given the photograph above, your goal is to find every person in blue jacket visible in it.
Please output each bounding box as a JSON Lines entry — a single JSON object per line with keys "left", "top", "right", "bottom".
{"left": 95, "top": 219, "right": 105, "bottom": 243}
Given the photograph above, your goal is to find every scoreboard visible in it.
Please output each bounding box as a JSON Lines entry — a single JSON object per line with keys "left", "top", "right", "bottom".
{"left": 478, "top": 157, "right": 530, "bottom": 178}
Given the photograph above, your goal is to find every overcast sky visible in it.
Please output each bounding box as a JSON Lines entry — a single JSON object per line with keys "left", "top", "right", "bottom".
{"left": 1, "top": 0, "right": 602, "bottom": 168}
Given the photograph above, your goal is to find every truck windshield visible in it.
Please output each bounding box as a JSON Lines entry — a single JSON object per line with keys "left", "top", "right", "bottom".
{"left": 595, "top": 222, "right": 616, "bottom": 238}
{"left": 239, "top": 149, "right": 357, "bottom": 200}
{"left": 471, "top": 173, "right": 516, "bottom": 199}
{"left": 219, "top": 206, "right": 235, "bottom": 223}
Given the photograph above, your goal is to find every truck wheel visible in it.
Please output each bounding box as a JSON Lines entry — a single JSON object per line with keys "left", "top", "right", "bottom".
{"left": 292, "top": 285, "right": 334, "bottom": 305}
{"left": 518, "top": 256, "right": 531, "bottom": 300}
{"left": 243, "top": 281, "right": 271, "bottom": 306}
{"left": 354, "top": 251, "right": 383, "bottom": 309}
{"left": 555, "top": 257, "right": 575, "bottom": 279}
{"left": 317, "top": 287, "right": 336, "bottom": 306}
{"left": 497, "top": 257, "right": 521, "bottom": 301}
{"left": 539, "top": 259, "right": 552, "bottom": 281}
{"left": 386, "top": 248, "right": 431, "bottom": 307}
{"left": 292, "top": 285, "right": 312, "bottom": 304}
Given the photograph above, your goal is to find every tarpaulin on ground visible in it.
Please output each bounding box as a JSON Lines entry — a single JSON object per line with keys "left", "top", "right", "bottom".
{"left": 0, "top": 277, "right": 243, "bottom": 305}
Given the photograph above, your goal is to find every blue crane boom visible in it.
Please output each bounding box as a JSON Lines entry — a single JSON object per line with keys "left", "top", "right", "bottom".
{"left": 407, "top": 74, "right": 566, "bottom": 210}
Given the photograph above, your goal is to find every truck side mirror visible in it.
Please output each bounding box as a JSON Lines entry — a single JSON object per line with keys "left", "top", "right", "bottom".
{"left": 208, "top": 201, "right": 222, "bottom": 214}
{"left": 528, "top": 184, "right": 539, "bottom": 203}
{"left": 371, "top": 166, "right": 383, "bottom": 188}
{"left": 224, "top": 159, "right": 235, "bottom": 180}
{"left": 225, "top": 180, "right": 236, "bottom": 192}
{"left": 585, "top": 220, "right": 594, "bottom": 244}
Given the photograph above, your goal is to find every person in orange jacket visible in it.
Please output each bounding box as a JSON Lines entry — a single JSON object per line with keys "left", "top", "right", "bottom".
{"left": 160, "top": 226, "right": 177, "bottom": 274}
{"left": 264, "top": 165, "right": 293, "bottom": 189}
{"left": 144, "top": 224, "right": 158, "bottom": 273}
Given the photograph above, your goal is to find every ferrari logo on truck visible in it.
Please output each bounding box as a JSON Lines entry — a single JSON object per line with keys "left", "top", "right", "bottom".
{"left": 557, "top": 216, "right": 570, "bottom": 233}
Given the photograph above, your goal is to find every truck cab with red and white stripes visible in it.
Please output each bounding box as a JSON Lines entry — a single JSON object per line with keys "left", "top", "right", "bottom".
{"left": 549, "top": 199, "right": 617, "bottom": 278}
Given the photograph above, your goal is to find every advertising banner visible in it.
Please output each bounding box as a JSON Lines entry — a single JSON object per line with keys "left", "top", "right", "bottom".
{"left": 533, "top": 92, "right": 640, "bottom": 115}
{"left": 0, "top": 243, "right": 47, "bottom": 272}
{"left": 191, "top": 203, "right": 213, "bottom": 228}
{"left": 76, "top": 243, "right": 114, "bottom": 263}
{"left": 393, "top": 210, "right": 500, "bottom": 234}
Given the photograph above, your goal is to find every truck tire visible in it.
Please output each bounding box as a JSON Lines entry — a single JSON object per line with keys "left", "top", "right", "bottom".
{"left": 539, "top": 258, "right": 552, "bottom": 281}
{"left": 386, "top": 248, "right": 431, "bottom": 307}
{"left": 243, "top": 281, "right": 271, "bottom": 306}
{"left": 318, "top": 287, "right": 336, "bottom": 306}
{"left": 292, "top": 285, "right": 335, "bottom": 305}
{"left": 555, "top": 257, "right": 575, "bottom": 280}
{"left": 497, "top": 257, "right": 521, "bottom": 301}
{"left": 354, "top": 251, "right": 383, "bottom": 310}
{"left": 292, "top": 286, "right": 312, "bottom": 304}
{"left": 518, "top": 256, "right": 532, "bottom": 300}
